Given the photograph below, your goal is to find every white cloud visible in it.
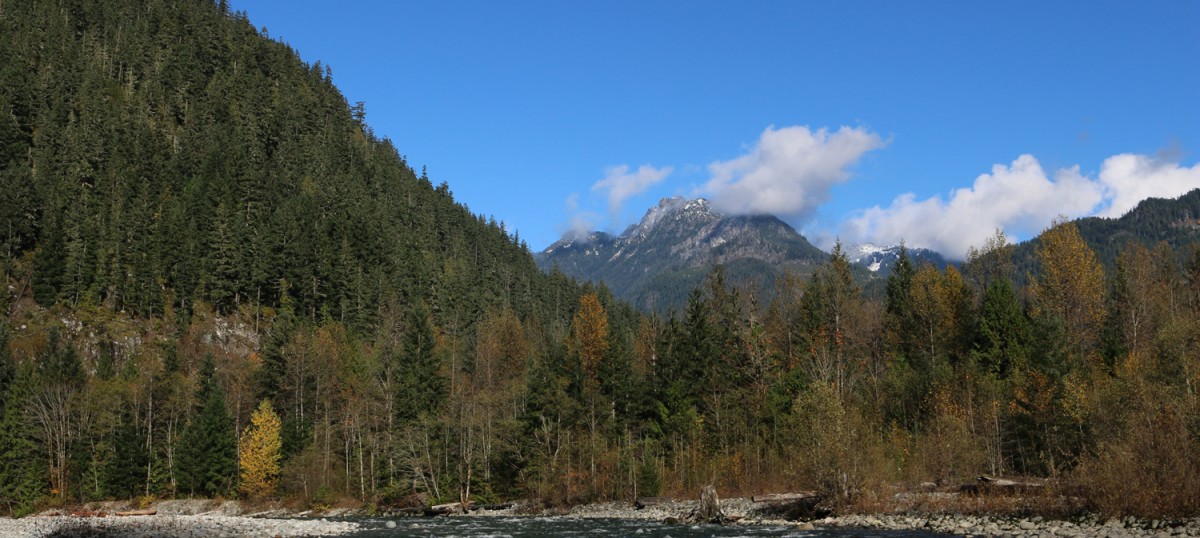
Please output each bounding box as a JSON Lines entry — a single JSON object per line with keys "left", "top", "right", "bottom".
{"left": 703, "top": 125, "right": 885, "bottom": 218}
{"left": 842, "top": 155, "right": 1106, "bottom": 259}
{"left": 1096, "top": 154, "right": 1200, "bottom": 218}
{"left": 841, "top": 153, "right": 1200, "bottom": 260}
{"left": 591, "top": 164, "right": 673, "bottom": 219}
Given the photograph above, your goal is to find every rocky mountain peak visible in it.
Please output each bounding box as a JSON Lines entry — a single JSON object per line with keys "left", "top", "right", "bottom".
{"left": 621, "top": 196, "right": 718, "bottom": 240}
{"left": 537, "top": 196, "right": 827, "bottom": 311}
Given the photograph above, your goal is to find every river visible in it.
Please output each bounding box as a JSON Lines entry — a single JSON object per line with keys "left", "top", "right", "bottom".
{"left": 342, "top": 516, "right": 956, "bottom": 537}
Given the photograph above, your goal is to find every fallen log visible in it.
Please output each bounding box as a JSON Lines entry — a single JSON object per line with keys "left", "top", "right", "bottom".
{"left": 961, "top": 476, "right": 1046, "bottom": 495}
{"left": 751, "top": 492, "right": 820, "bottom": 504}
{"left": 115, "top": 509, "right": 157, "bottom": 516}
{"left": 751, "top": 491, "right": 828, "bottom": 520}
{"left": 425, "top": 501, "right": 469, "bottom": 515}
{"left": 634, "top": 496, "right": 672, "bottom": 509}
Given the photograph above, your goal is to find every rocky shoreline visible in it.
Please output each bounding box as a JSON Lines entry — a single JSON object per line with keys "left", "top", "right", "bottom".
{"left": 0, "top": 500, "right": 361, "bottom": 537}
{"left": 0, "top": 514, "right": 360, "bottom": 538}
{"left": 3, "top": 497, "right": 1198, "bottom": 537}
{"left": 811, "top": 513, "right": 1200, "bottom": 538}
{"left": 518, "top": 497, "right": 1200, "bottom": 537}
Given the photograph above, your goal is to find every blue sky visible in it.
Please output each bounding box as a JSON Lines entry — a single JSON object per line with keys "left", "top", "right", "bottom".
{"left": 230, "top": 1, "right": 1200, "bottom": 258}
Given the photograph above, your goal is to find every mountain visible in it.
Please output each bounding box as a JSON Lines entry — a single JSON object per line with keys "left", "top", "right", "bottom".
{"left": 538, "top": 197, "right": 828, "bottom": 311}
{"left": 847, "top": 243, "right": 953, "bottom": 276}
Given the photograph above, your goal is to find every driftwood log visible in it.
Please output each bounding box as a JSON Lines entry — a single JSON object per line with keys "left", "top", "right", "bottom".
{"left": 115, "top": 509, "right": 157, "bottom": 516}
{"left": 751, "top": 491, "right": 827, "bottom": 520}
{"left": 478, "top": 503, "right": 513, "bottom": 511}
{"left": 961, "top": 476, "right": 1046, "bottom": 495}
{"left": 634, "top": 496, "right": 672, "bottom": 509}
{"left": 425, "top": 502, "right": 467, "bottom": 515}
{"left": 751, "top": 492, "right": 820, "bottom": 504}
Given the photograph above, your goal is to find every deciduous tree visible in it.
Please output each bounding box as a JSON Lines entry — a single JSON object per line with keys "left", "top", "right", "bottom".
{"left": 240, "top": 399, "right": 282, "bottom": 498}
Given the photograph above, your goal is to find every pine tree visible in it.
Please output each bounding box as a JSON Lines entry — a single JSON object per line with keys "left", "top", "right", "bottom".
{"left": 239, "top": 399, "right": 282, "bottom": 498}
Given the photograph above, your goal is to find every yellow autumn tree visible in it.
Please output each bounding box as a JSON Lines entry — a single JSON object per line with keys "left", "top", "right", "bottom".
{"left": 909, "top": 264, "right": 973, "bottom": 374}
{"left": 1030, "top": 219, "right": 1106, "bottom": 365}
{"left": 569, "top": 292, "right": 610, "bottom": 494}
{"left": 571, "top": 292, "right": 610, "bottom": 386}
{"left": 239, "top": 399, "right": 282, "bottom": 498}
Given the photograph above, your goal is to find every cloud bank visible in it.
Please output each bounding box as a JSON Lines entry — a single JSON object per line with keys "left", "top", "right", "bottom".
{"left": 703, "top": 125, "right": 885, "bottom": 218}
{"left": 591, "top": 164, "right": 673, "bottom": 220}
{"left": 842, "top": 154, "right": 1200, "bottom": 259}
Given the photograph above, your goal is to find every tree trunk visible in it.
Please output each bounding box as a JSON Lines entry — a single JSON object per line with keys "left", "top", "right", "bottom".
{"left": 698, "top": 484, "right": 723, "bottom": 523}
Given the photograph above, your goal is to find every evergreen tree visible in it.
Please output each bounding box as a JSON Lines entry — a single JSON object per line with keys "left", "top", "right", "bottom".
{"left": 103, "top": 408, "right": 148, "bottom": 499}
{"left": 177, "top": 353, "right": 237, "bottom": 497}
{"left": 395, "top": 303, "right": 445, "bottom": 423}
{"left": 973, "top": 277, "right": 1030, "bottom": 377}
{"left": 0, "top": 322, "right": 11, "bottom": 403}
{"left": 31, "top": 219, "right": 66, "bottom": 306}
{"left": 0, "top": 363, "right": 47, "bottom": 515}
{"left": 884, "top": 246, "right": 919, "bottom": 363}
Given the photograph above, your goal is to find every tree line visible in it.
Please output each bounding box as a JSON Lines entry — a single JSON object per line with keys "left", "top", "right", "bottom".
{"left": 3, "top": 224, "right": 1198, "bottom": 517}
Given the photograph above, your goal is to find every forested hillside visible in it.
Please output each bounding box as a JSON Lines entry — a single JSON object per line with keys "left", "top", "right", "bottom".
{"left": 1, "top": 0, "right": 1198, "bottom": 521}
{"left": 0, "top": 0, "right": 614, "bottom": 514}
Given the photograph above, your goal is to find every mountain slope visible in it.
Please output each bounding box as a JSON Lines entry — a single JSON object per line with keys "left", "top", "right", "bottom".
{"left": 0, "top": 0, "right": 589, "bottom": 332}
{"left": 538, "top": 197, "right": 828, "bottom": 310}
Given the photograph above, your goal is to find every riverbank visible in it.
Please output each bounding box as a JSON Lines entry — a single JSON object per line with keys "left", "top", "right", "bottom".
{"left": 508, "top": 497, "right": 1200, "bottom": 537}
{"left": 4, "top": 496, "right": 1198, "bottom": 537}
{"left": 0, "top": 500, "right": 361, "bottom": 537}
{"left": 0, "top": 514, "right": 360, "bottom": 537}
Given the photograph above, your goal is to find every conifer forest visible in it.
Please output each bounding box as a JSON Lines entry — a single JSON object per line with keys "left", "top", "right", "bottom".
{"left": 1, "top": 0, "right": 1198, "bottom": 519}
